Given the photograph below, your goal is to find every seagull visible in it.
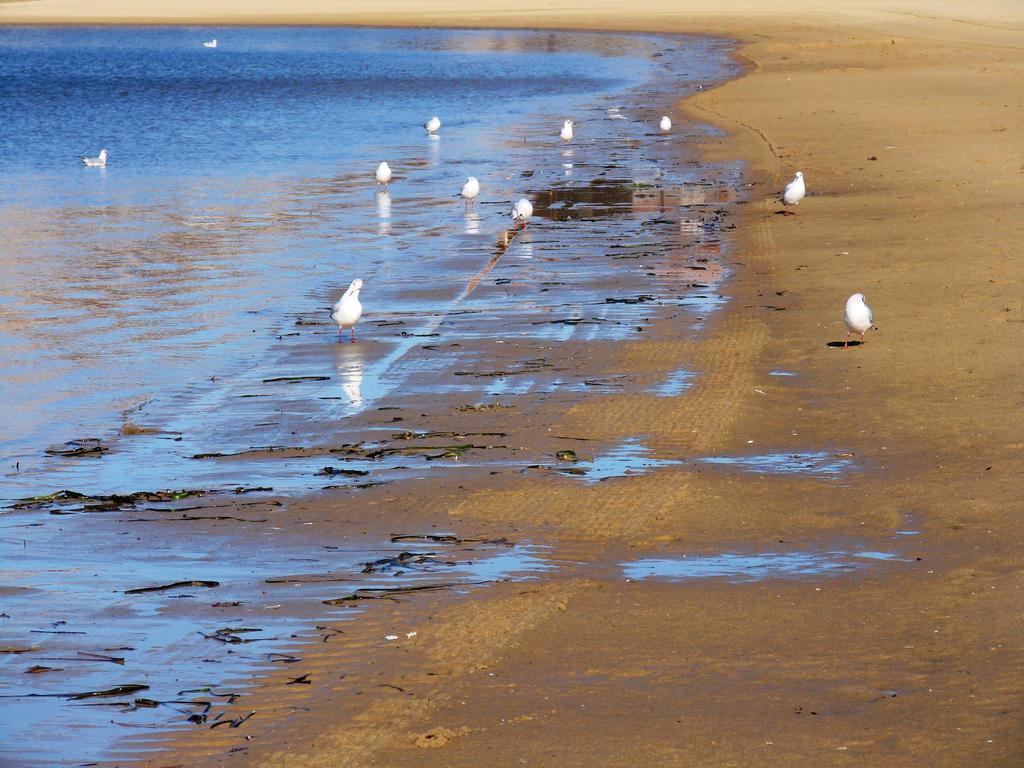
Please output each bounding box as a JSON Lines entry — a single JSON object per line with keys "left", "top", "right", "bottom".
{"left": 81, "top": 149, "right": 108, "bottom": 167}
{"left": 203, "top": 39, "right": 217, "bottom": 48}
{"left": 424, "top": 115, "right": 441, "bottom": 134}
{"left": 331, "top": 279, "right": 364, "bottom": 343}
{"left": 560, "top": 119, "right": 574, "bottom": 142}
{"left": 460, "top": 176, "right": 480, "bottom": 207}
{"left": 843, "top": 292, "right": 875, "bottom": 348}
{"left": 782, "top": 171, "right": 805, "bottom": 206}
{"left": 375, "top": 161, "right": 392, "bottom": 189}
{"left": 659, "top": 116, "right": 672, "bottom": 131}
{"left": 511, "top": 198, "right": 533, "bottom": 231}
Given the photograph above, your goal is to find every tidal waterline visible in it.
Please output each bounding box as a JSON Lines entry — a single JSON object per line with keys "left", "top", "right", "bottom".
{"left": 0, "top": 27, "right": 738, "bottom": 502}
{"left": 0, "top": 25, "right": 741, "bottom": 765}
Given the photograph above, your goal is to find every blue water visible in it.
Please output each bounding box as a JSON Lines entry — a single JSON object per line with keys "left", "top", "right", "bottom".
{"left": 700, "top": 451, "right": 855, "bottom": 477}
{"left": 0, "top": 26, "right": 735, "bottom": 502}
{"left": 0, "top": 507, "right": 554, "bottom": 765}
{"left": 0, "top": 25, "right": 739, "bottom": 766}
{"left": 623, "top": 549, "right": 905, "bottom": 583}
{"left": 0, "top": 27, "right": 643, "bottom": 175}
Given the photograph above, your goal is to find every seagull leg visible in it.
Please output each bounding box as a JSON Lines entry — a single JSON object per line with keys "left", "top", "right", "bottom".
{"left": 860, "top": 332, "right": 866, "bottom": 345}
{"left": 350, "top": 327, "right": 357, "bottom": 343}
{"left": 843, "top": 331, "right": 850, "bottom": 349}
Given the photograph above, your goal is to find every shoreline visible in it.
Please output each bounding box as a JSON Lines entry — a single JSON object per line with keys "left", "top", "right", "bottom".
{"left": 4, "top": 3, "right": 1024, "bottom": 766}
{"left": 1, "top": 27, "right": 747, "bottom": 765}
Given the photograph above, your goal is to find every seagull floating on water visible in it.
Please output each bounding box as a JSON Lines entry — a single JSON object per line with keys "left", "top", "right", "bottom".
{"left": 659, "top": 116, "right": 672, "bottom": 131}
{"left": 331, "top": 279, "right": 364, "bottom": 343}
{"left": 511, "top": 198, "right": 533, "bottom": 231}
{"left": 782, "top": 171, "right": 805, "bottom": 206}
{"left": 81, "top": 149, "right": 108, "bottom": 167}
{"left": 843, "top": 292, "right": 875, "bottom": 348}
{"left": 424, "top": 116, "right": 441, "bottom": 134}
{"left": 203, "top": 39, "right": 217, "bottom": 49}
{"left": 375, "top": 161, "right": 392, "bottom": 189}
{"left": 560, "top": 119, "right": 574, "bottom": 142}
{"left": 460, "top": 176, "right": 480, "bottom": 207}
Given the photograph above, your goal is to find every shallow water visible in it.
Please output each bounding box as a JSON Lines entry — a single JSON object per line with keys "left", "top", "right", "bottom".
{"left": 700, "top": 451, "right": 855, "bottom": 477}
{"left": 0, "top": 25, "right": 739, "bottom": 765}
{"left": 622, "top": 549, "right": 905, "bottom": 583}
{"left": 651, "top": 367, "right": 697, "bottom": 396}
{"left": 0, "top": 502, "right": 554, "bottom": 764}
{"left": 561, "top": 437, "right": 682, "bottom": 483}
{"left": 0, "top": 26, "right": 736, "bottom": 502}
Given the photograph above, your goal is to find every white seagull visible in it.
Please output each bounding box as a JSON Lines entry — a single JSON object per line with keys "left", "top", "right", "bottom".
{"left": 460, "top": 176, "right": 480, "bottom": 207}
{"left": 375, "top": 161, "right": 392, "bottom": 189}
{"left": 81, "top": 149, "right": 108, "bottom": 167}
{"left": 331, "top": 279, "right": 364, "bottom": 343}
{"left": 511, "top": 198, "right": 533, "bottom": 231}
{"left": 782, "top": 171, "right": 806, "bottom": 206}
{"left": 560, "top": 119, "right": 574, "bottom": 142}
{"left": 659, "top": 116, "right": 672, "bottom": 131}
{"left": 203, "top": 39, "right": 217, "bottom": 48}
{"left": 843, "top": 292, "right": 875, "bottom": 348}
{"left": 424, "top": 116, "right": 441, "bottom": 134}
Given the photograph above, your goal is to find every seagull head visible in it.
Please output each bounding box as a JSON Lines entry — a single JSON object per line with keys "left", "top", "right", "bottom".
{"left": 348, "top": 278, "right": 364, "bottom": 295}
{"left": 795, "top": 171, "right": 803, "bottom": 179}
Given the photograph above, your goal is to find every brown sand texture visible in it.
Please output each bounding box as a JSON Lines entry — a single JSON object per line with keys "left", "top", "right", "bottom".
{"left": 5, "top": 0, "right": 1023, "bottom": 766}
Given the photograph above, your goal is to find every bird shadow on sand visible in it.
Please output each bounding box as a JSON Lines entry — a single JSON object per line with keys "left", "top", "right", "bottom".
{"left": 826, "top": 340, "right": 864, "bottom": 349}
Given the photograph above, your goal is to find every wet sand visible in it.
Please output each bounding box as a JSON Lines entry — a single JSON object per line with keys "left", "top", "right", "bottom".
{"left": 4, "top": 1, "right": 1024, "bottom": 766}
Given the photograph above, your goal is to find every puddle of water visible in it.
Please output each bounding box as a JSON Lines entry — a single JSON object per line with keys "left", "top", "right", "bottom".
{"left": 565, "top": 438, "right": 681, "bottom": 483}
{"left": 768, "top": 370, "right": 797, "bottom": 377}
{"left": 622, "top": 549, "right": 904, "bottom": 583}
{"left": 699, "top": 451, "right": 854, "bottom": 477}
{"left": 651, "top": 367, "right": 696, "bottom": 397}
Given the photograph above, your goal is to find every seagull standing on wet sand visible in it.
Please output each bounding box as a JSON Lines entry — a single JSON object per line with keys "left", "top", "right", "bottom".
{"left": 560, "top": 119, "right": 574, "bottom": 142}
{"left": 511, "top": 198, "right": 533, "bottom": 231}
{"left": 424, "top": 115, "right": 441, "bottom": 134}
{"left": 375, "top": 161, "right": 392, "bottom": 189}
{"left": 843, "top": 292, "right": 875, "bottom": 348}
{"left": 81, "top": 149, "right": 108, "bottom": 167}
{"left": 332, "top": 279, "right": 364, "bottom": 343}
{"left": 782, "top": 171, "right": 805, "bottom": 206}
{"left": 659, "top": 116, "right": 672, "bottom": 131}
{"left": 460, "top": 176, "right": 480, "bottom": 208}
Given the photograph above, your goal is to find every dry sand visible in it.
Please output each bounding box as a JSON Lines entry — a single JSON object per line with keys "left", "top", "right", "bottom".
{"left": 5, "top": 0, "right": 1023, "bottom": 765}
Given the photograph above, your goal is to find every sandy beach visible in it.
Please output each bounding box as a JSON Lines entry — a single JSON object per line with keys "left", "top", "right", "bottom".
{"left": 3, "top": 0, "right": 1024, "bottom": 765}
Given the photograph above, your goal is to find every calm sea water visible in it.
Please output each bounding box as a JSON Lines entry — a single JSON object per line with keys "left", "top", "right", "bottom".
{"left": 0, "top": 26, "right": 739, "bottom": 765}
{"left": 0, "top": 26, "right": 667, "bottom": 499}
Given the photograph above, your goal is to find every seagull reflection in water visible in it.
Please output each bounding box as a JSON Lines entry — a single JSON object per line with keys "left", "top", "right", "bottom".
{"left": 464, "top": 211, "right": 481, "bottom": 235}
{"left": 334, "top": 343, "right": 365, "bottom": 408}
{"left": 376, "top": 191, "right": 391, "bottom": 235}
